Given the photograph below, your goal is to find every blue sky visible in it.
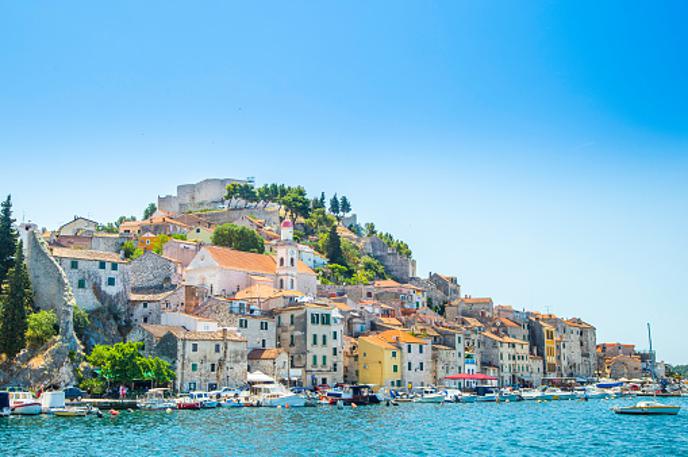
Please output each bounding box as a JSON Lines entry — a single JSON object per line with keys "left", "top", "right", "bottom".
{"left": 1, "top": 1, "right": 686, "bottom": 363}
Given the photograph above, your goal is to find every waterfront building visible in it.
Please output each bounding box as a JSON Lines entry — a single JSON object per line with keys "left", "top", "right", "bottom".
{"left": 274, "top": 302, "right": 344, "bottom": 387}
{"left": 480, "top": 331, "right": 528, "bottom": 386}
{"left": 342, "top": 336, "right": 359, "bottom": 384}
{"left": 528, "top": 317, "right": 558, "bottom": 377}
{"left": 247, "top": 348, "right": 290, "bottom": 383}
{"left": 357, "top": 334, "right": 402, "bottom": 388}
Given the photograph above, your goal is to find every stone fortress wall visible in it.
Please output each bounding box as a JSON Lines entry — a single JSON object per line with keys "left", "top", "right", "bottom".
{"left": 158, "top": 178, "right": 248, "bottom": 213}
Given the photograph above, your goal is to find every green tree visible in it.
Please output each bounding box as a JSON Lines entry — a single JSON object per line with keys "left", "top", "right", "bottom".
{"left": 138, "top": 356, "right": 175, "bottom": 387}
{"left": 225, "top": 183, "right": 258, "bottom": 207}
{"left": 364, "top": 222, "right": 377, "bottom": 237}
{"left": 319, "top": 192, "right": 327, "bottom": 209}
{"left": 143, "top": 203, "right": 157, "bottom": 220}
{"left": 305, "top": 208, "right": 337, "bottom": 237}
{"left": 0, "top": 195, "right": 17, "bottom": 287}
{"left": 73, "top": 305, "right": 90, "bottom": 343}
{"left": 325, "top": 225, "right": 346, "bottom": 267}
{"left": 121, "top": 240, "right": 137, "bottom": 259}
{"left": 340, "top": 195, "right": 351, "bottom": 216}
{"left": 329, "top": 193, "right": 340, "bottom": 218}
{"left": 87, "top": 342, "right": 145, "bottom": 386}
{"left": 212, "top": 224, "right": 265, "bottom": 253}
{"left": 0, "top": 241, "right": 30, "bottom": 358}
{"left": 25, "top": 310, "right": 58, "bottom": 348}
{"left": 152, "top": 234, "right": 170, "bottom": 254}
{"left": 281, "top": 186, "right": 310, "bottom": 221}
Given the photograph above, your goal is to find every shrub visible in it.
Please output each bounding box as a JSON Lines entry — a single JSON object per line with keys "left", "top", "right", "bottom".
{"left": 25, "top": 310, "right": 58, "bottom": 348}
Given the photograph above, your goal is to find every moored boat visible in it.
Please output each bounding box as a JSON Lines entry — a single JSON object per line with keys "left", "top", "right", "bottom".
{"left": 176, "top": 396, "right": 202, "bottom": 410}
{"left": 612, "top": 401, "right": 681, "bottom": 416}
{"left": 138, "top": 388, "right": 177, "bottom": 411}
{"left": 53, "top": 407, "right": 90, "bottom": 417}
{"left": 9, "top": 391, "right": 42, "bottom": 415}
{"left": 188, "top": 391, "right": 219, "bottom": 408}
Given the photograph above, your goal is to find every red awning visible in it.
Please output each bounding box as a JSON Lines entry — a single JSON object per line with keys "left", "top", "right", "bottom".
{"left": 444, "top": 373, "right": 497, "bottom": 381}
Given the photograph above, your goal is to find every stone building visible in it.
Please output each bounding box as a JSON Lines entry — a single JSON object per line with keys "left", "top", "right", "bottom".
{"left": 57, "top": 216, "right": 98, "bottom": 236}
{"left": 128, "top": 287, "right": 185, "bottom": 325}
{"left": 432, "top": 345, "right": 459, "bottom": 386}
{"left": 602, "top": 354, "right": 642, "bottom": 379}
{"left": 274, "top": 302, "right": 344, "bottom": 387}
{"left": 529, "top": 318, "right": 558, "bottom": 376}
{"left": 376, "top": 329, "right": 432, "bottom": 388}
{"left": 51, "top": 247, "right": 129, "bottom": 312}
{"left": 247, "top": 348, "right": 289, "bottom": 383}
{"left": 163, "top": 238, "right": 201, "bottom": 268}
{"left": 342, "top": 336, "right": 359, "bottom": 384}
{"left": 494, "top": 317, "right": 529, "bottom": 342}
{"left": 128, "top": 251, "right": 181, "bottom": 292}
{"left": 428, "top": 273, "right": 461, "bottom": 303}
{"left": 480, "top": 332, "right": 529, "bottom": 386}
{"left": 158, "top": 178, "right": 248, "bottom": 213}
{"left": 131, "top": 324, "right": 248, "bottom": 392}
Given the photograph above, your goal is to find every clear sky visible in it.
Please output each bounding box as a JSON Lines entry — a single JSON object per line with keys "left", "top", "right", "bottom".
{"left": 1, "top": 2, "right": 686, "bottom": 363}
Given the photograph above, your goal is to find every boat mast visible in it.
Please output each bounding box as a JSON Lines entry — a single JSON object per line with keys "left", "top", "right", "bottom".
{"left": 647, "top": 322, "right": 655, "bottom": 381}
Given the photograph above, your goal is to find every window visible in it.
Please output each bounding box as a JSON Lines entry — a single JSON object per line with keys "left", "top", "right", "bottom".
{"left": 333, "top": 362, "right": 337, "bottom": 372}
{"left": 332, "top": 347, "right": 337, "bottom": 356}
{"left": 321, "top": 314, "right": 330, "bottom": 325}
{"left": 393, "top": 365, "right": 398, "bottom": 373}
{"left": 391, "top": 351, "right": 397, "bottom": 358}
{"left": 290, "top": 257, "right": 295, "bottom": 267}
{"left": 192, "top": 343, "right": 198, "bottom": 352}
{"left": 143, "top": 302, "right": 148, "bottom": 309}
{"left": 279, "top": 279, "right": 284, "bottom": 289}
{"left": 290, "top": 279, "right": 294, "bottom": 289}
{"left": 290, "top": 335, "right": 295, "bottom": 347}
{"left": 322, "top": 355, "right": 327, "bottom": 366}
{"left": 107, "top": 277, "right": 116, "bottom": 286}
{"left": 70, "top": 260, "right": 78, "bottom": 270}
{"left": 143, "top": 316, "right": 148, "bottom": 323}
{"left": 191, "top": 363, "right": 198, "bottom": 372}
{"left": 261, "top": 339, "right": 266, "bottom": 348}
{"left": 210, "top": 363, "right": 216, "bottom": 373}
{"left": 146, "top": 239, "right": 151, "bottom": 245}
{"left": 290, "top": 314, "right": 294, "bottom": 325}
{"left": 312, "top": 334, "right": 317, "bottom": 345}
{"left": 332, "top": 331, "right": 337, "bottom": 340}
{"left": 188, "top": 382, "right": 196, "bottom": 391}
{"left": 322, "top": 334, "right": 327, "bottom": 345}
{"left": 311, "top": 313, "right": 320, "bottom": 325}
{"left": 280, "top": 257, "right": 284, "bottom": 267}
{"left": 407, "top": 362, "right": 412, "bottom": 371}
{"left": 111, "top": 263, "right": 118, "bottom": 271}
{"left": 396, "top": 380, "right": 402, "bottom": 387}
{"left": 215, "top": 344, "right": 221, "bottom": 353}
{"left": 312, "top": 355, "right": 317, "bottom": 367}
{"left": 419, "top": 362, "right": 424, "bottom": 371}
{"left": 239, "top": 319, "right": 248, "bottom": 329}
{"left": 277, "top": 316, "right": 282, "bottom": 326}
{"left": 407, "top": 344, "right": 412, "bottom": 353}
{"left": 419, "top": 345, "right": 423, "bottom": 354}
{"left": 99, "top": 261, "right": 106, "bottom": 270}
{"left": 77, "top": 279, "right": 86, "bottom": 289}
{"left": 260, "top": 321, "right": 268, "bottom": 331}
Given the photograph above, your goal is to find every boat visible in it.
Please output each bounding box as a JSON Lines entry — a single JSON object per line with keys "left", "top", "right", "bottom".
{"left": 251, "top": 383, "right": 306, "bottom": 407}
{"left": 53, "top": 407, "right": 90, "bottom": 417}
{"left": 413, "top": 388, "right": 445, "bottom": 404}
{"left": 519, "top": 388, "right": 544, "bottom": 401}
{"left": 540, "top": 388, "right": 577, "bottom": 401}
{"left": 442, "top": 389, "right": 462, "bottom": 403}
{"left": 176, "top": 396, "right": 202, "bottom": 410}
{"left": 575, "top": 386, "right": 611, "bottom": 400}
{"left": 612, "top": 401, "right": 681, "bottom": 416}
{"left": 41, "top": 391, "right": 66, "bottom": 413}
{"left": 9, "top": 391, "right": 42, "bottom": 415}
{"left": 137, "top": 388, "right": 177, "bottom": 411}
{"left": 188, "top": 391, "right": 219, "bottom": 408}
{"left": 0, "top": 392, "right": 10, "bottom": 417}
{"left": 458, "top": 393, "right": 477, "bottom": 403}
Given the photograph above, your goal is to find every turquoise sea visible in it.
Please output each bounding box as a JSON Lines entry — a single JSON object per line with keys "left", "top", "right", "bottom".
{"left": 1, "top": 397, "right": 687, "bottom": 456}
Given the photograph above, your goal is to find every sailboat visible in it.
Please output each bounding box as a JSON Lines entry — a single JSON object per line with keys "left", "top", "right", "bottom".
{"left": 613, "top": 323, "right": 681, "bottom": 416}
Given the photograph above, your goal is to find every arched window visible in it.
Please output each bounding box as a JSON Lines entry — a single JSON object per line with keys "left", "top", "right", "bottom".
{"left": 290, "top": 279, "right": 294, "bottom": 289}
{"left": 279, "top": 278, "right": 284, "bottom": 289}
{"left": 280, "top": 257, "right": 284, "bottom": 267}
{"left": 290, "top": 257, "right": 295, "bottom": 267}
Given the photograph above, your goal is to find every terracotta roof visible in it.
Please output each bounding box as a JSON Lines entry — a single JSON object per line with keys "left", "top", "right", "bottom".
{"left": 433, "top": 344, "right": 453, "bottom": 350}
{"left": 564, "top": 319, "right": 594, "bottom": 329}
{"left": 273, "top": 302, "right": 333, "bottom": 313}
{"left": 235, "top": 284, "right": 303, "bottom": 300}
{"left": 51, "top": 247, "right": 126, "bottom": 263}
{"left": 333, "top": 302, "right": 353, "bottom": 312}
{"left": 496, "top": 317, "right": 519, "bottom": 328}
{"left": 373, "top": 279, "right": 402, "bottom": 288}
{"left": 376, "top": 329, "right": 428, "bottom": 345}
{"left": 248, "top": 348, "right": 285, "bottom": 360}
{"left": 461, "top": 317, "right": 483, "bottom": 328}
{"left": 141, "top": 216, "right": 191, "bottom": 229}
{"left": 203, "top": 246, "right": 315, "bottom": 276}
{"left": 359, "top": 335, "right": 397, "bottom": 350}
{"left": 481, "top": 331, "right": 504, "bottom": 342}
{"left": 139, "top": 324, "right": 245, "bottom": 342}
{"left": 462, "top": 297, "right": 493, "bottom": 304}
{"left": 501, "top": 336, "right": 528, "bottom": 345}
{"left": 378, "top": 317, "right": 403, "bottom": 327}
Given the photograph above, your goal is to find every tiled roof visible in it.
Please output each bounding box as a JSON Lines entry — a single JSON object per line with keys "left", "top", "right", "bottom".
{"left": 373, "top": 279, "right": 402, "bottom": 288}
{"left": 51, "top": 247, "right": 126, "bottom": 263}
{"left": 333, "top": 302, "right": 353, "bottom": 312}
{"left": 462, "top": 297, "right": 493, "bottom": 304}
{"left": 496, "top": 317, "right": 519, "bottom": 328}
{"left": 248, "top": 348, "right": 285, "bottom": 360}
{"left": 461, "top": 317, "right": 483, "bottom": 328}
{"left": 359, "top": 335, "right": 397, "bottom": 350}
{"left": 376, "top": 329, "right": 428, "bottom": 345}
{"left": 432, "top": 344, "right": 453, "bottom": 350}
{"left": 139, "top": 324, "right": 245, "bottom": 342}
{"left": 235, "top": 284, "right": 303, "bottom": 300}
{"left": 501, "top": 336, "right": 528, "bottom": 345}
{"left": 481, "top": 331, "right": 504, "bottom": 342}
{"left": 378, "top": 317, "right": 403, "bottom": 327}
{"left": 204, "top": 246, "right": 315, "bottom": 276}
{"left": 129, "top": 288, "right": 179, "bottom": 302}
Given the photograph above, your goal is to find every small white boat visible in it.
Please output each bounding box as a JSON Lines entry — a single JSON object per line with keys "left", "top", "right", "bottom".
{"left": 576, "top": 387, "right": 611, "bottom": 400}
{"left": 10, "top": 391, "right": 42, "bottom": 415}
{"left": 613, "top": 401, "right": 681, "bottom": 415}
{"left": 520, "top": 389, "right": 544, "bottom": 401}
{"left": 414, "top": 393, "right": 445, "bottom": 403}
{"left": 251, "top": 384, "right": 306, "bottom": 407}
{"left": 53, "top": 407, "right": 89, "bottom": 417}
{"left": 188, "top": 391, "right": 219, "bottom": 408}
{"left": 541, "top": 388, "right": 576, "bottom": 401}
{"left": 138, "top": 388, "right": 177, "bottom": 411}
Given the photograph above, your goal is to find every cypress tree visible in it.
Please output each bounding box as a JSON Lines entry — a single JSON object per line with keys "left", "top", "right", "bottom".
{"left": 325, "top": 225, "right": 346, "bottom": 267}
{"left": 0, "top": 195, "right": 17, "bottom": 287}
{"left": 0, "top": 241, "right": 31, "bottom": 359}
{"left": 329, "top": 193, "right": 340, "bottom": 217}
{"left": 318, "top": 192, "right": 326, "bottom": 208}
{"left": 340, "top": 196, "right": 351, "bottom": 216}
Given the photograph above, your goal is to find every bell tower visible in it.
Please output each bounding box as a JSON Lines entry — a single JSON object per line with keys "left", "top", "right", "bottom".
{"left": 276, "top": 219, "right": 298, "bottom": 290}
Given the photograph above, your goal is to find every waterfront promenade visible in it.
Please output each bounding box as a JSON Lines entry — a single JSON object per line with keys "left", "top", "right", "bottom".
{"left": 2, "top": 397, "right": 686, "bottom": 456}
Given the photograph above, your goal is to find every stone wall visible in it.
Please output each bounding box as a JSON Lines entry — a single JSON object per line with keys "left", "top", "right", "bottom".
{"left": 195, "top": 207, "right": 280, "bottom": 229}
{"left": 361, "top": 236, "right": 416, "bottom": 282}
{"left": 158, "top": 178, "right": 248, "bottom": 213}
{"left": 128, "top": 251, "right": 179, "bottom": 292}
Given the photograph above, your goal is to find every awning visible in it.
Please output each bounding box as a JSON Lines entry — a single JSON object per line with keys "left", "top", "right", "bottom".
{"left": 445, "top": 373, "right": 498, "bottom": 381}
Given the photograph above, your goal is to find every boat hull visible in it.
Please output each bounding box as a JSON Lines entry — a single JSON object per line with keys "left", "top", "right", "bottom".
{"left": 11, "top": 402, "right": 42, "bottom": 415}
{"left": 613, "top": 406, "right": 680, "bottom": 415}
{"left": 414, "top": 395, "right": 445, "bottom": 404}
{"left": 262, "top": 395, "right": 306, "bottom": 408}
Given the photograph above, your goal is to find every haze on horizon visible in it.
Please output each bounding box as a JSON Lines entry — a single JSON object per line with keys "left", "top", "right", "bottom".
{"left": 1, "top": 2, "right": 686, "bottom": 363}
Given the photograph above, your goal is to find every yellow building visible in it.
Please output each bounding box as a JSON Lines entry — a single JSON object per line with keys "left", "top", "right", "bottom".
{"left": 358, "top": 335, "right": 402, "bottom": 389}
{"left": 137, "top": 232, "right": 158, "bottom": 252}
{"left": 543, "top": 323, "right": 557, "bottom": 374}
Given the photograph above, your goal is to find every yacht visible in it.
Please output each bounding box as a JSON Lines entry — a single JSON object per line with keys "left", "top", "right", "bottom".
{"left": 137, "top": 388, "right": 177, "bottom": 411}
{"left": 613, "top": 401, "right": 681, "bottom": 416}
{"left": 9, "top": 391, "right": 42, "bottom": 415}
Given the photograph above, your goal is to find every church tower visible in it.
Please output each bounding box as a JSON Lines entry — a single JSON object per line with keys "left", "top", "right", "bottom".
{"left": 275, "top": 219, "right": 298, "bottom": 290}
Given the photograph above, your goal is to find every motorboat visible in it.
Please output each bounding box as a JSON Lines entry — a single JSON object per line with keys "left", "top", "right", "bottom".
{"left": 612, "top": 401, "right": 681, "bottom": 416}
{"left": 188, "top": 391, "right": 219, "bottom": 408}
{"left": 9, "top": 391, "right": 42, "bottom": 415}
{"left": 325, "top": 385, "right": 380, "bottom": 406}
{"left": 41, "top": 391, "right": 66, "bottom": 413}
{"left": 540, "top": 388, "right": 577, "bottom": 401}
{"left": 519, "top": 389, "right": 544, "bottom": 401}
{"left": 413, "top": 388, "right": 445, "bottom": 404}
{"left": 137, "top": 388, "right": 177, "bottom": 411}
{"left": 176, "top": 396, "right": 202, "bottom": 410}
{"left": 443, "top": 389, "right": 462, "bottom": 403}
{"left": 576, "top": 386, "right": 611, "bottom": 400}
{"left": 53, "top": 407, "right": 90, "bottom": 417}
{"left": 0, "top": 392, "right": 10, "bottom": 417}
{"left": 252, "top": 383, "right": 306, "bottom": 407}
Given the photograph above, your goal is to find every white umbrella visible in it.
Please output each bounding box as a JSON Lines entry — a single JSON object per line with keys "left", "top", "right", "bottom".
{"left": 247, "top": 371, "right": 274, "bottom": 383}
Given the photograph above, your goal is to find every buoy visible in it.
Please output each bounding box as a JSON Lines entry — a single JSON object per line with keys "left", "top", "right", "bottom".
{"left": 505, "top": 399, "right": 510, "bottom": 403}
{"left": 166, "top": 408, "right": 172, "bottom": 414}
{"left": 285, "top": 403, "right": 290, "bottom": 409}
{"left": 351, "top": 402, "right": 357, "bottom": 408}
{"left": 277, "top": 405, "right": 282, "bottom": 409}
{"left": 109, "top": 409, "right": 119, "bottom": 416}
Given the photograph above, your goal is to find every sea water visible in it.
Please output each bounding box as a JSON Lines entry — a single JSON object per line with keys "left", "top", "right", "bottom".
{"left": 1, "top": 397, "right": 686, "bottom": 456}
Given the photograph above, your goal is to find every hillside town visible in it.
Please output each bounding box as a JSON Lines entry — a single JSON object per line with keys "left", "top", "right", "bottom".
{"left": 0, "top": 178, "right": 675, "bottom": 398}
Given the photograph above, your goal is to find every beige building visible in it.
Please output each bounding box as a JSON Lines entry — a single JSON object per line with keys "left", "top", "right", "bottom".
{"left": 274, "top": 302, "right": 344, "bottom": 387}
{"left": 247, "top": 348, "right": 290, "bottom": 383}
{"left": 128, "top": 286, "right": 185, "bottom": 325}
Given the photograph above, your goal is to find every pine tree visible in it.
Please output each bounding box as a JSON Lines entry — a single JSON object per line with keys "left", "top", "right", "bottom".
{"left": 319, "top": 192, "right": 326, "bottom": 208}
{"left": 325, "top": 225, "right": 346, "bottom": 267}
{"left": 0, "top": 195, "right": 17, "bottom": 287}
{"left": 0, "top": 241, "right": 31, "bottom": 359}
{"left": 329, "top": 193, "right": 340, "bottom": 218}
{"left": 340, "top": 196, "right": 351, "bottom": 216}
